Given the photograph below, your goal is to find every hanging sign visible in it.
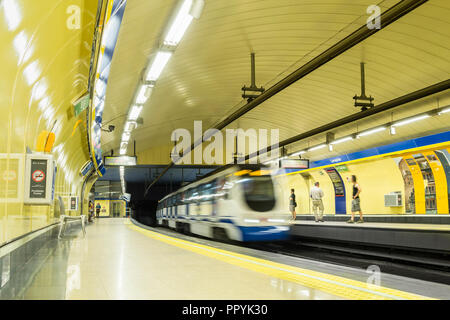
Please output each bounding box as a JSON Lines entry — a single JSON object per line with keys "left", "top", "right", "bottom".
{"left": 73, "top": 93, "right": 90, "bottom": 117}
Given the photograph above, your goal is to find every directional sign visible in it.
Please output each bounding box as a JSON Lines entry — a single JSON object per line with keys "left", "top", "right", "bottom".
{"left": 104, "top": 156, "right": 137, "bottom": 166}
{"left": 73, "top": 93, "right": 89, "bottom": 117}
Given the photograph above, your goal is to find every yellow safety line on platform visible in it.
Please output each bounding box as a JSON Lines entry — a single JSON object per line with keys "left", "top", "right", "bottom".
{"left": 126, "top": 220, "right": 434, "bottom": 300}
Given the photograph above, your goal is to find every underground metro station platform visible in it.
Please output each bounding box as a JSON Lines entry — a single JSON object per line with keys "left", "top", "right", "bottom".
{"left": 1, "top": 0, "right": 450, "bottom": 313}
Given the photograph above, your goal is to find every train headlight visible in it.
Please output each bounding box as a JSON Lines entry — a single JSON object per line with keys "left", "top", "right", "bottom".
{"left": 244, "top": 219, "right": 260, "bottom": 223}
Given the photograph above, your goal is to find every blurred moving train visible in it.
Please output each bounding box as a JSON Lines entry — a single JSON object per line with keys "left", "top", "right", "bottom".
{"left": 156, "top": 164, "right": 291, "bottom": 241}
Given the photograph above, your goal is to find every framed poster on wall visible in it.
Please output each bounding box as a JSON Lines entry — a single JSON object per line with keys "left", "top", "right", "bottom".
{"left": 0, "top": 153, "right": 24, "bottom": 203}
{"left": 24, "top": 154, "right": 55, "bottom": 205}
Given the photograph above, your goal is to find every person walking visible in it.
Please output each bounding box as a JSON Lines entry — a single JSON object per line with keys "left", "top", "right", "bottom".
{"left": 289, "top": 189, "right": 297, "bottom": 221}
{"left": 348, "top": 175, "right": 364, "bottom": 223}
{"left": 88, "top": 201, "right": 94, "bottom": 222}
{"left": 310, "top": 182, "right": 324, "bottom": 222}
{"left": 95, "top": 203, "right": 101, "bottom": 219}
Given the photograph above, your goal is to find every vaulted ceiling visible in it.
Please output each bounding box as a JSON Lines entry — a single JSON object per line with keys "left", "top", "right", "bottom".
{"left": 101, "top": 0, "right": 450, "bottom": 163}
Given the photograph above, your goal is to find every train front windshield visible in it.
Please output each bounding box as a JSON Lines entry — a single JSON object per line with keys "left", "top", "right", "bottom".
{"left": 240, "top": 176, "right": 276, "bottom": 212}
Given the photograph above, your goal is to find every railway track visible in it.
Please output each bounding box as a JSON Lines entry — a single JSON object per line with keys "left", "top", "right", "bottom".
{"left": 245, "top": 237, "right": 450, "bottom": 285}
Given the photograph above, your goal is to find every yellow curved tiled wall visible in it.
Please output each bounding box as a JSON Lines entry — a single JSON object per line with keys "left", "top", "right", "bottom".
{"left": 0, "top": 0, "right": 98, "bottom": 244}
{"left": 277, "top": 144, "right": 450, "bottom": 215}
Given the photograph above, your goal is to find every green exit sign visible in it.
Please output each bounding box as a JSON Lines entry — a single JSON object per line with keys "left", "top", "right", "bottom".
{"left": 73, "top": 93, "right": 89, "bottom": 117}
{"left": 335, "top": 164, "right": 349, "bottom": 172}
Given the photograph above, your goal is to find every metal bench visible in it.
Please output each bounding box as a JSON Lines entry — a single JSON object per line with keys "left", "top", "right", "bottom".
{"left": 58, "top": 214, "right": 86, "bottom": 239}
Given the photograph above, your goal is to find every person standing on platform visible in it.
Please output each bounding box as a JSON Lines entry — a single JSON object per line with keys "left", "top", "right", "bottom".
{"left": 289, "top": 189, "right": 297, "bottom": 221}
{"left": 88, "top": 201, "right": 94, "bottom": 222}
{"left": 348, "top": 175, "right": 364, "bottom": 223}
{"left": 310, "top": 182, "right": 325, "bottom": 222}
{"left": 95, "top": 203, "right": 101, "bottom": 219}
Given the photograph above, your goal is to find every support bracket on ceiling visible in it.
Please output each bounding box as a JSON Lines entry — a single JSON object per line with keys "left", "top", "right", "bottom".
{"left": 242, "top": 53, "right": 265, "bottom": 102}
{"left": 353, "top": 62, "right": 374, "bottom": 111}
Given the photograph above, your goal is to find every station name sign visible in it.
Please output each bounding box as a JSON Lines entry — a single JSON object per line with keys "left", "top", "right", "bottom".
{"left": 104, "top": 156, "right": 137, "bottom": 166}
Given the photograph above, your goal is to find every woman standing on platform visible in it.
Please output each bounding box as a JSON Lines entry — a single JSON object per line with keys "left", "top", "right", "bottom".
{"left": 348, "top": 175, "right": 364, "bottom": 223}
{"left": 289, "top": 189, "right": 297, "bottom": 221}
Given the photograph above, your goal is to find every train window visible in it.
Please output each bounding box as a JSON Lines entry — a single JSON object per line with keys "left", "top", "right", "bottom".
{"left": 200, "top": 182, "right": 215, "bottom": 202}
{"left": 176, "top": 193, "right": 182, "bottom": 205}
{"left": 215, "top": 177, "right": 231, "bottom": 200}
{"left": 191, "top": 187, "right": 200, "bottom": 202}
{"left": 240, "top": 176, "right": 276, "bottom": 212}
{"left": 184, "top": 189, "right": 193, "bottom": 203}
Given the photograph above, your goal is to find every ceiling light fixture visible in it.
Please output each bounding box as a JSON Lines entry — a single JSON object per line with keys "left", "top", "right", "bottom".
{"left": 145, "top": 51, "right": 172, "bottom": 81}
{"left": 392, "top": 114, "right": 430, "bottom": 127}
{"left": 356, "top": 126, "right": 386, "bottom": 138}
{"left": 390, "top": 126, "right": 396, "bottom": 135}
{"left": 32, "top": 79, "right": 48, "bottom": 101}
{"left": 330, "top": 136, "right": 353, "bottom": 145}
{"left": 291, "top": 150, "right": 306, "bottom": 157}
{"left": 124, "top": 121, "right": 136, "bottom": 132}
{"left": 23, "top": 60, "right": 41, "bottom": 85}
{"left": 136, "top": 84, "right": 153, "bottom": 104}
{"left": 128, "top": 105, "right": 143, "bottom": 121}
{"left": 2, "top": 0, "right": 22, "bottom": 31}
{"left": 122, "top": 132, "right": 130, "bottom": 143}
{"left": 308, "top": 144, "right": 326, "bottom": 152}
{"left": 163, "top": 0, "right": 194, "bottom": 46}
{"left": 438, "top": 106, "right": 450, "bottom": 115}
{"left": 13, "top": 31, "right": 33, "bottom": 63}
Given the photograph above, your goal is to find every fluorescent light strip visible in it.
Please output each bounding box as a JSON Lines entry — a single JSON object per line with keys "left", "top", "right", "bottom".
{"left": 136, "top": 85, "right": 152, "bottom": 104}
{"left": 32, "top": 79, "right": 47, "bottom": 101}
{"left": 128, "top": 105, "right": 143, "bottom": 121}
{"left": 291, "top": 150, "right": 306, "bottom": 157}
{"left": 120, "top": 142, "right": 128, "bottom": 155}
{"left": 23, "top": 60, "right": 41, "bottom": 85}
{"left": 308, "top": 144, "right": 326, "bottom": 152}
{"left": 145, "top": 51, "right": 172, "bottom": 81}
{"left": 13, "top": 31, "right": 33, "bottom": 63}
{"left": 331, "top": 136, "right": 353, "bottom": 145}
{"left": 124, "top": 121, "right": 136, "bottom": 132}
{"left": 163, "top": 0, "right": 194, "bottom": 46}
{"left": 122, "top": 132, "right": 130, "bottom": 143}
{"left": 393, "top": 114, "right": 430, "bottom": 127}
{"left": 357, "top": 126, "right": 386, "bottom": 137}
{"left": 439, "top": 106, "right": 450, "bottom": 115}
{"left": 2, "top": 0, "right": 22, "bottom": 31}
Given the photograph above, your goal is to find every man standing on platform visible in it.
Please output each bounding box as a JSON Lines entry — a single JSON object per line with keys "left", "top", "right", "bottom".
{"left": 96, "top": 203, "right": 101, "bottom": 219}
{"left": 348, "top": 175, "right": 364, "bottom": 223}
{"left": 289, "top": 189, "right": 297, "bottom": 221}
{"left": 310, "top": 182, "right": 325, "bottom": 222}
